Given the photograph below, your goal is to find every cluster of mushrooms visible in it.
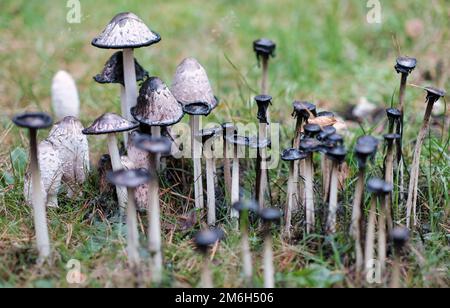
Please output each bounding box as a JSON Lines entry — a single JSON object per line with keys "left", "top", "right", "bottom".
{"left": 12, "top": 12, "right": 446, "bottom": 288}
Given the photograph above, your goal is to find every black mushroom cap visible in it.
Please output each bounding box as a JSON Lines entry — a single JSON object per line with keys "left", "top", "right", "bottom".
{"left": 326, "top": 145, "right": 347, "bottom": 163}
{"left": 198, "top": 126, "right": 222, "bottom": 143}
{"left": 317, "top": 126, "right": 337, "bottom": 141}
{"left": 226, "top": 135, "right": 250, "bottom": 147}
{"left": 384, "top": 133, "right": 401, "bottom": 142}
{"left": 221, "top": 122, "right": 237, "bottom": 137}
{"left": 94, "top": 51, "right": 149, "bottom": 85}
{"left": 292, "top": 101, "right": 317, "bottom": 120}
{"left": 12, "top": 112, "right": 53, "bottom": 130}
{"left": 354, "top": 143, "right": 377, "bottom": 168}
{"left": 92, "top": 12, "right": 161, "bottom": 49}
{"left": 182, "top": 102, "right": 212, "bottom": 116}
{"left": 391, "top": 227, "right": 410, "bottom": 250}
{"left": 281, "top": 148, "right": 307, "bottom": 162}
{"left": 367, "top": 178, "right": 393, "bottom": 195}
{"left": 253, "top": 38, "right": 276, "bottom": 59}
{"left": 386, "top": 108, "right": 402, "bottom": 120}
{"left": 248, "top": 136, "right": 271, "bottom": 149}
{"left": 317, "top": 111, "right": 335, "bottom": 118}
{"left": 131, "top": 77, "right": 184, "bottom": 127}
{"left": 395, "top": 56, "right": 417, "bottom": 75}
{"left": 300, "top": 138, "right": 322, "bottom": 153}
{"left": 304, "top": 124, "right": 322, "bottom": 138}
{"left": 425, "top": 86, "right": 446, "bottom": 102}
{"left": 326, "top": 133, "right": 344, "bottom": 146}
{"left": 194, "top": 229, "right": 220, "bottom": 252}
{"left": 233, "top": 200, "right": 259, "bottom": 213}
{"left": 255, "top": 95, "right": 272, "bottom": 124}
{"left": 259, "top": 208, "right": 282, "bottom": 224}
{"left": 357, "top": 135, "right": 379, "bottom": 149}
{"left": 133, "top": 134, "right": 172, "bottom": 155}
{"left": 107, "top": 168, "right": 151, "bottom": 188}
{"left": 83, "top": 113, "right": 139, "bottom": 135}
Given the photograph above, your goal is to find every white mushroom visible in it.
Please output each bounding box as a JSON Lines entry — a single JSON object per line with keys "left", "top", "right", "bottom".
{"left": 51, "top": 71, "right": 80, "bottom": 120}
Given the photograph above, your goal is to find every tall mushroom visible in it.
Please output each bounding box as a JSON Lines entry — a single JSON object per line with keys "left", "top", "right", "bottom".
{"left": 383, "top": 133, "right": 401, "bottom": 230}
{"left": 325, "top": 146, "right": 347, "bottom": 234}
{"left": 92, "top": 12, "right": 161, "bottom": 122}
{"left": 281, "top": 148, "right": 307, "bottom": 237}
{"left": 253, "top": 39, "right": 276, "bottom": 96}
{"left": 51, "top": 71, "right": 80, "bottom": 120}
{"left": 390, "top": 227, "right": 409, "bottom": 288}
{"left": 107, "top": 169, "right": 151, "bottom": 268}
{"left": 171, "top": 58, "right": 219, "bottom": 210}
{"left": 233, "top": 200, "right": 259, "bottom": 287}
{"left": 12, "top": 112, "right": 53, "bottom": 262}
{"left": 221, "top": 122, "right": 236, "bottom": 196}
{"left": 83, "top": 113, "right": 139, "bottom": 213}
{"left": 259, "top": 208, "right": 281, "bottom": 289}
{"left": 406, "top": 87, "right": 446, "bottom": 228}
{"left": 133, "top": 134, "right": 172, "bottom": 284}
{"left": 194, "top": 229, "right": 221, "bottom": 289}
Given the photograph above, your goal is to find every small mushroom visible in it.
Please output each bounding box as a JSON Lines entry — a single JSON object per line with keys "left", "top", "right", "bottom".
{"left": 249, "top": 136, "right": 272, "bottom": 210}
{"left": 390, "top": 227, "right": 409, "bottom": 288}
{"left": 133, "top": 134, "right": 172, "bottom": 284}
{"left": 12, "top": 112, "right": 53, "bottom": 262}
{"left": 194, "top": 229, "right": 221, "bottom": 288}
{"left": 83, "top": 113, "right": 139, "bottom": 213}
{"left": 253, "top": 38, "right": 276, "bottom": 95}
{"left": 303, "top": 123, "right": 322, "bottom": 138}
{"left": 51, "top": 71, "right": 80, "bottom": 120}
{"left": 281, "top": 148, "right": 307, "bottom": 237}
{"left": 406, "top": 87, "right": 446, "bottom": 228}
{"left": 383, "top": 133, "right": 401, "bottom": 231}
{"left": 299, "top": 138, "right": 322, "bottom": 234}
{"left": 92, "top": 12, "right": 161, "bottom": 122}
{"left": 221, "top": 123, "right": 236, "bottom": 196}
{"left": 325, "top": 146, "right": 347, "bottom": 234}
{"left": 233, "top": 200, "right": 259, "bottom": 287}
{"left": 259, "top": 208, "right": 281, "bottom": 288}
{"left": 107, "top": 169, "right": 151, "bottom": 268}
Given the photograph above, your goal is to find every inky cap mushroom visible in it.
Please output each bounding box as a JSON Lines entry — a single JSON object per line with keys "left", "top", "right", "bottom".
{"left": 259, "top": 208, "right": 282, "bottom": 224}
{"left": 299, "top": 138, "right": 322, "bottom": 153}
{"left": 13, "top": 112, "right": 53, "bottom": 130}
{"left": 82, "top": 113, "right": 139, "bottom": 135}
{"left": 367, "top": 178, "right": 393, "bottom": 195}
{"left": 253, "top": 38, "right": 276, "bottom": 63}
{"left": 255, "top": 95, "right": 272, "bottom": 124}
{"left": 391, "top": 227, "right": 410, "bottom": 251}
{"left": 304, "top": 123, "right": 322, "bottom": 138}
{"left": 133, "top": 134, "right": 172, "bottom": 155}
{"left": 194, "top": 229, "right": 220, "bottom": 254}
{"left": 395, "top": 56, "right": 417, "bottom": 75}
{"left": 317, "top": 126, "right": 336, "bottom": 141}
{"left": 292, "top": 101, "right": 317, "bottom": 120}
{"left": 107, "top": 168, "right": 151, "bottom": 188}
{"left": 281, "top": 148, "right": 307, "bottom": 161}
{"left": 233, "top": 199, "right": 259, "bottom": 214}
{"left": 326, "top": 146, "right": 347, "bottom": 164}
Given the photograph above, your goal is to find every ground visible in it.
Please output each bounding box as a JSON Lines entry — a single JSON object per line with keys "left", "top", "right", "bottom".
{"left": 0, "top": 0, "right": 449, "bottom": 288}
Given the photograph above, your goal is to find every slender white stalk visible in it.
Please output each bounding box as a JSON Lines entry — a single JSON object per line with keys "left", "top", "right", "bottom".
{"left": 29, "top": 129, "right": 51, "bottom": 262}
{"left": 263, "top": 234, "right": 274, "bottom": 288}
{"left": 261, "top": 57, "right": 269, "bottom": 96}
{"left": 120, "top": 85, "right": 129, "bottom": 145}
{"left": 378, "top": 199, "right": 387, "bottom": 279}
{"left": 292, "top": 118, "right": 303, "bottom": 212}
{"left": 206, "top": 158, "right": 216, "bottom": 226}
{"left": 257, "top": 123, "right": 269, "bottom": 209}
{"left": 385, "top": 144, "right": 395, "bottom": 232}
{"left": 231, "top": 144, "right": 240, "bottom": 218}
{"left": 191, "top": 116, "right": 204, "bottom": 209}
{"left": 223, "top": 132, "right": 233, "bottom": 196}
{"left": 200, "top": 257, "right": 213, "bottom": 288}
{"left": 241, "top": 230, "right": 253, "bottom": 286}
{"left": 122, "top": 49, "right": 138, "bottom": 122}
{"left": 212, "top": 159, "right": 218, "bottom": 187}
{"left": 364, "top": 198, "right": 377, "bottom": 272}
{"left": 305, "top": 155, "right": 315, "bottom": 234}
{"left": 107, "top": 134, "right": 127, "bottom": 213}
{"left": 126, "top": 187, "right": 140, "bottom": 267}
{"left": 151, "top": 126, "right": 162, "bottom": 171}
{"left": 284, "top": 161, "right": 295, "bottom": 236}
{"left": 351, "top": 169, "right": 365, "bottom": 276}
{"left": 148, "top": 153, "right": 162, "bottom": 284}
{"left": 327, "top": 163, "right": 339, "bottom": 234}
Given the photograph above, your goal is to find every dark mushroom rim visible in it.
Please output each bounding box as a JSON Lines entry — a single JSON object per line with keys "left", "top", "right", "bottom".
{"left": 131, "top": 106, "right": 185, "bottom": 128}
{"left": 91, "top": 33, "right": 162, "bottom": 50}
{"left": 12, "top": 112, "right": 53, "bottom": 130}
{"left": 106, "top": 169, "right": 151, "bottom": 188}
{"left": 182, "top": 102, "right": 212, "bottom": 116}
{"left": 82, "top": 122, "right": 140, "bottom": 135}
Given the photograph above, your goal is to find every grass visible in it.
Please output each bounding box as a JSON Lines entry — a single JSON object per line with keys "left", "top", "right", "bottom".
{"left": 0, "top": 0, "right": 449, "bottom": 287}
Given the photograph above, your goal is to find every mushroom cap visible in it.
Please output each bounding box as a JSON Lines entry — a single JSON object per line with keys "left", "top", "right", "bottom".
{"left": 233, "top": 199, "right": 259, "bottom": 213}
{"left": 253, "top": 38, "right": 276, "bottom": 58}
{"left": 386, "top": 108, "right": 402, "bottom": 120}
{"left": 107, "top": 168, "right": 151, "bottom": 188}
{"left": 304, "top": 124, "right": 322, "bottom": 137}
{"left": 391, "top": 227, "right": 410, "bottom": 249}
{"left": 131, "top": 77, "right": 184, "bottom": 127}
{"left": 281, "top": 148, "right": 307, "bottom": 161}
{"left": 83, "top": 113, "right": 139, "bottom": 135}
{"left": 194, "top": 229, "right": 220, "bottom": 250}
{"left": 182, "top": 102, "right": 212, "bottom": 116}
{"left": 133, "top": 134, "right": 172, "bottom": 155}
{"left": 355, "top": 143, "right": 377, "bottom": 156}
{"left": 12, "top": 112, "right": 53, "bottom": 130}
{"left": 221, "top": 122, "right": 236, "bottom": 137}
{"left": 326, "top": 145, "right": 347, "bottom": 163}
{"left": 52, "top": 70, "right": 80, "bottom": 120}
{"left": 367, "top": 178, "right": 393, "bottom": 195}
{"left": 395, "top": 56, "right": 417, "bottom": 75}
{"left": 255, "top": 95, "right": 272, "bottom": 124}
{"left": 292, "top": 101, "right": 317, "bottom": 119}
{"left": 259, "top": 208, "right": 282, "bottom": 223}
{"left": 425, "top": 86, "right": 446, "bottom": 100}
{"left": 317, "top": 126, "right": 336, "bottom": 141}
{"left": 317, "top": 111, "right": 335, "bottom": 118}
{"left": 255, "top": 94, "right": 272, "bottom": 105}
{"left": 326, "top": 133, "right": 344, "bottom": 145}
{"left": 248, "top": 136, "right": 271, "bottom": 149}
{"left": 171, "top": 58, "right": 218, "bottom": 111}
{"left": 384, "top": 133, "right": 401, "bottom": 142}
{"left": 299, "top": 138, "right": 322, "bottom": 153}
{"left": 226, "top": 135, "right": 250, "bottom": 147}
{"left": 92, "top": 12, "right": 161, "bottom": 49}
{"left": 198, "top": 126, "right": 222, "bottom": 143}
{"left": 357, "top": 135, "right": 379, "bottom": 148}
{"left": 94, "top": 51, "right": 149, "bottom": 85}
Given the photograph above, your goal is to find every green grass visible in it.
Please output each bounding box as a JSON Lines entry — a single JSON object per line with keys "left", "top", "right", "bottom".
{"left": 0, "top": 0, "right": 449, "bottom": 288}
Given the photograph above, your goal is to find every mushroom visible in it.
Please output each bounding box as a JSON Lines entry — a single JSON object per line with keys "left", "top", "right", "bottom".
{"left": 133, "top": 134, "right": 172, "bottom": 284}
{"left": 199, "top": 126, "right": 223, "bottom": 226}
{"left": 253, "top": 38, "right": 276, "bottom": 96}
{"left": 383, "top": 133, "right": 401, "bottom": 231}
{"left": 221, "top": 122, "right": 236, "bottom": 196}
{"left": 107, "top": 169, "right": 151, "bottom": 268}
{"left": 51, "top": 71, "right": 80, "bottom": 120}
{"left": 390, "top": 227, "right": 409, "bottom": 288}
{"left": 325, "top": 145, "right": 347, "bottom": 234}
{"left": 233, "top": 200, "right": 259, "bottom": 287}
{"left": 299, "top": 138, "right": 322, "bottom": 234}
{"left": 317, "top": 125, "right": 336, "bottom": 199}
{"left": 131, "top": 76, "right": 184, "bottom": 170}
{"left": 259, "top": 208, "right": 281, "bottom": 288}
{"left": 83, "top": 113, "right": 139, "bottom": 213}
{"left": 406, "top": 87, "right": 446, "bottom": 228}
{"left": 92, "top": 12, "right": 161, "bottom": 122}
{"left": 194, "top": 229, "right": 221, "bottom": 288}
{"left": 47, "top": 116, "right": 90, "bottom": 198}
{"left": 12, "top": 112, "right": 53, "bottom": 261}
{"left": 171, "top": 58, "right": 218, "bottom": 210}
{"left": 281, "top": 148, "right": 307, "bottom": 237}
{"left": 254, "top": 95, "right": 272, "bottom": 209}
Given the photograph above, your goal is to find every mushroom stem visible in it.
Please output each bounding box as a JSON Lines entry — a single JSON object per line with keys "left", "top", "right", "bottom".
{"left": 256, "top": 123, "right": 269, "bottom": 210}
{"left": 29, "top": 128, "right": 51, "bottom": 261}
{"left": 305, "top": 154, "right": 315, "bottom": 234}
{"left": 107, "top": 133, "right": 127, "bottom": 213}
{"left": 406, "top": 101, "right": 435, "bottom": 228}
{"left": 364, "top": 197, "right": 377, "bottom": 273}
{"left": 284, "top": 160, "right": 295, "bottom": 237}
{"left": 326, "top": 162, "right": 339, "bottom": 234}
{"left": 322, "top": 155, "right": 331, "bottom": 201}
{"left": 148, "top": 152, "right": 163, "bottom": 284}
{"left": 126, "top": 187, "right": 140, "bottom": 268}
{"left": 231, "top": 142, "right": 240, "bottom": 218}
{"left": 263, "top": 232, "right": 274, "bottom": 288}
{"left": 120, "top": 85, "right": 129, "bottom": 145}
{"left": 391, "top": 254, "right": 401, "bottom": 288}
{"left": 223, "top": 134, "right": 233, "bottom": 196}
{"left": 351, "top": 169, "right": 365, "bottom": 276}
{"left": 122, "top": 48, "right": 138, "bottom": 122}
{"left": 384, "top": 143, "right": 395, "bottom": 232}
{"left": 205, "top": 157, "right": 216, "bottom": 226}
{"left": 261, "top": 56, "right": 269, "bottom": 96}
{"left": 200, "top": 256, "right": 213, "bottom": 288}
{"left": 151, "top": 126, "right": 162, "bottom": 171}
{"left": 191, "top": 115, "right": 204, "bottom": 210}
{"left": 241, "top": 228, "right": 253, "bottom": 287}
{"left": 378, "top": 198, "right": 387, "bottom": 279}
